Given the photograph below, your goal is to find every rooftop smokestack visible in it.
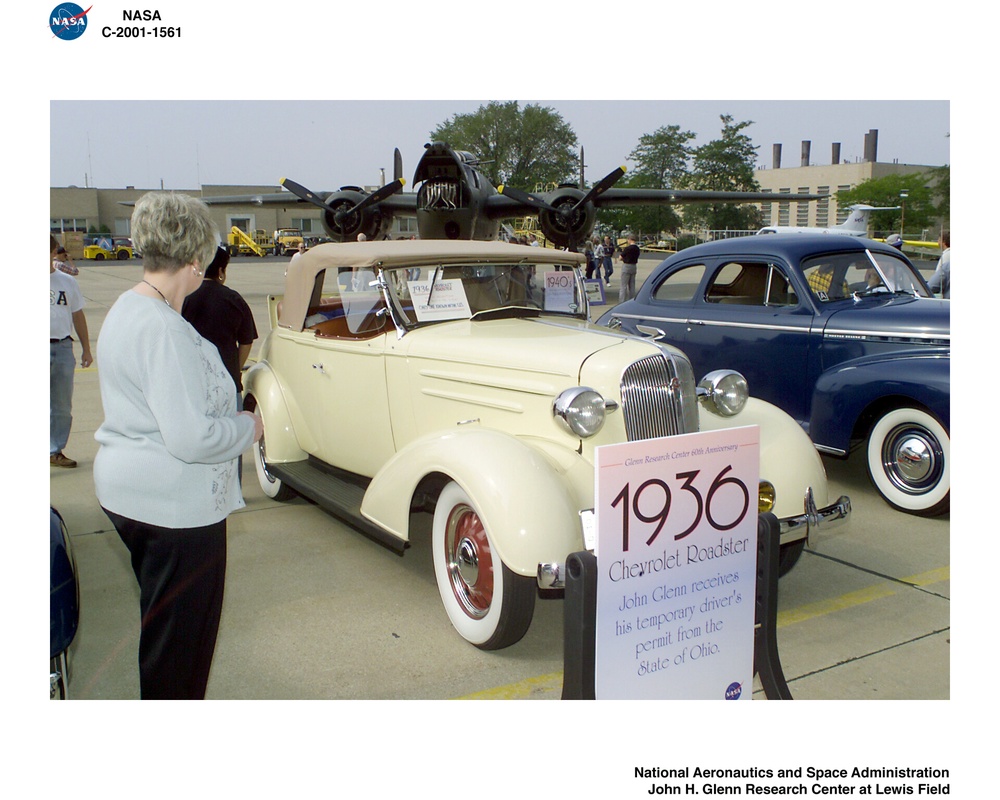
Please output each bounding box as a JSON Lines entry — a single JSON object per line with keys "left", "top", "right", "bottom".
{"left": 772, "top": 143, "right": 782, "bottom": 170}
{"left": 864, "top": 129, "right": 879, "bottom": 162}
{"left": 801, "top": 141, "right": 811, "bottom": 167}
{"left": 832, "top": 143, "right": 841, "bottom": 164}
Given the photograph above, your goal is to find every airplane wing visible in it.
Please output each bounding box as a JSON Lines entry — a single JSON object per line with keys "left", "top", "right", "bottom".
{"left": 483, "top": 187, "right": 818, "bottom": 218}
{"left": 592, "top": 188, "right": 821, "bottom": 207}
{"left": 200, "top": 190, "right": 419, "bottom": 213}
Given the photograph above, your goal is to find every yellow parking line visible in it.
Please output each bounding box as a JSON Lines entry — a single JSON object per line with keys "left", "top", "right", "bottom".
{"left": 777, "top": 566, "right": 949, "bottom": 628}
{"left": 456, "top": 566, "right": 949, "bottom": 700}
{"left": 456, "top": 671, "right": 564, "bottom": 700}
{"left": 776, "top": 584, "right": 898, "bottom": 627}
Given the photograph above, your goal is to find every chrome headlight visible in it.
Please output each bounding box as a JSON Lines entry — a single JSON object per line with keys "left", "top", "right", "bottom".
{"left": 697, "top": 370, "right": 748, "bottom": 417}
{"left": 553, "top": 387, "right": 608, "bottom": 437}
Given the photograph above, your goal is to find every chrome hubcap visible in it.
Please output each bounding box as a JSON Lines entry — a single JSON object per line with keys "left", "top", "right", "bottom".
{"left": 882, "top": 424, "right": 944, "bottom": 495}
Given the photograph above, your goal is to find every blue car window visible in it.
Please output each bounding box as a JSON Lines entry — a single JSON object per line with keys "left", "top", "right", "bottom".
{"left": 705, "top": 261, "right": 789, "bottom": 307}
{"left": 651, "top": 263, "right": 706, "bottom": 302}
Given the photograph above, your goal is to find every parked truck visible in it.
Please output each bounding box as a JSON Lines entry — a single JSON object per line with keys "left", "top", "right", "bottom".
{"left": 273, "top": 227, "right": 304, "bottom": 256}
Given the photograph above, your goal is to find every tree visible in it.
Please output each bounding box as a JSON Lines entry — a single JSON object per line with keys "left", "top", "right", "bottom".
{"left": 682, "top": 115, "right": 763, "bottom": 231}
{"left": 834, "top": 172, "right": 939, "bottom": 236}
{"left": 927, "top": 164, "right": 950, "bottom": 225}
{"left": 429, "top": 101, "right": 579, "bottom": 189}
{"left": 597, "top": 125, "right": 694, "bottom": 237}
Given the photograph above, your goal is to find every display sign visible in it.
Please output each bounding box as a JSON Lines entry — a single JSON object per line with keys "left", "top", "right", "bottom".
{"left": 584, "top": 278, "right": 607, "bottom": 305}
{"left": 594, "top": 426, "right": 760, "bottom": 700}
{"left": 407, "top": 277, "right": 472, "bottom": 322}
{"left": 543, "top": 270, "right": 576, "bottom": 312}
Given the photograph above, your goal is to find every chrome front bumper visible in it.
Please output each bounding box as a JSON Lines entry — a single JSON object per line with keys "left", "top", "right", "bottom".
{"left": 536, "top": 488, "right": 851, "bottom": 590}
{"left": 778, "top": 487, "right": 852, "bottom": 544}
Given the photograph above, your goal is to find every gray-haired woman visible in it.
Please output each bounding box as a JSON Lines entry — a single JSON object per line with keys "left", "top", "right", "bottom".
{"left": 94, "top": 192, "right": 262, "bottom": 699}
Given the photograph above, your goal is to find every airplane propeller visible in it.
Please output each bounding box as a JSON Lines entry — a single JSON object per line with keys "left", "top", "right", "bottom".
{"left": 280, "top": 176, "right": 406, "bottom": 225}
{"left": 499, "top": 165, "right": 625, "bottom": 216}
{"left": 393, "top": 148, "right": 404, "bottom": 183}
{"left": 499, "top": 165, "right": 627, "bottom": 250}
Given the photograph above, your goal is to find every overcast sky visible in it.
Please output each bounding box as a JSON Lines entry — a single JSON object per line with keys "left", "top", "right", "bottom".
{"left": 50, "top": 99, "right": 949, "bottom": 191}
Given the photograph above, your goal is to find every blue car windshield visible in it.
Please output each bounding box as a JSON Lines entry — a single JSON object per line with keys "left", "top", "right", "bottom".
{"left": 802, "top": 250, "right": 932, "bottom": 302}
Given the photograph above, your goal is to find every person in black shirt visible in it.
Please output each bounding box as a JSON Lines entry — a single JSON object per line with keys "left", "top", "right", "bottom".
{"left": 618, "top": 235, "right": 641, "bottom": 302}
{"left": 181, "top": 247, "right": 258, "bottom": 399}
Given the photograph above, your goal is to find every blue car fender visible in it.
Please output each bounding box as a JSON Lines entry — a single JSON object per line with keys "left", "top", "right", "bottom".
{"left": 810, "top": 352, "right": 950, "bottom": 455}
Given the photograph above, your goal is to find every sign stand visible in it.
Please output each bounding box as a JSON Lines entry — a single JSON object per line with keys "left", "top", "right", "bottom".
{"left": 561, "top": 513, "right": 792, "bottom": 700}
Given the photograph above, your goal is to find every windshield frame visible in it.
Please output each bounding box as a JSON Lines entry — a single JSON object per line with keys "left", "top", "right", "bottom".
{"left": 377, "top": 259, "right": 591, "bottom": 337}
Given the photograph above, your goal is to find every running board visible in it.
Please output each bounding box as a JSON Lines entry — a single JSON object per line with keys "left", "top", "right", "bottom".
{"left": 268, "top": 460, "right": 408, "bottom": 555}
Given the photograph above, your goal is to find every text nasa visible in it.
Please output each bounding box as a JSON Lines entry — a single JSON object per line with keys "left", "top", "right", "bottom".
{"left": 608, "top": 536, "right": 750, "bottom": 583}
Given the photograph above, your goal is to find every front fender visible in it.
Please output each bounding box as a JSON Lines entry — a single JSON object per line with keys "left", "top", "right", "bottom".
{"left": 242, "top": 363, "right": 307, "bottom": 463}
{"left": 810, "top": 352, "right": 950, "bottom": 454}
{"left": 698, "top": 397, "right": 829, "bottom": 523}
{"left": 360, "top": 428, "right": 585, "bottom": 577}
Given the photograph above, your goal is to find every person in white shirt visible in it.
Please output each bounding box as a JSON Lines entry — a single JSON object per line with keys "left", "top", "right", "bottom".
{"left": 926, "top": 230, "right": 950, "bottom": 299}
{"left": 50, "top": 235, "right": 92, "bottom": 468}
{"left": 93, "top": 193, "right": 263, "bottom": 699}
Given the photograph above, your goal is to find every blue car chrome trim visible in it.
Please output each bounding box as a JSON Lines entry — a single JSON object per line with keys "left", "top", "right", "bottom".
{"left": 823, "top": 329, "right": 950, "bottom": 344}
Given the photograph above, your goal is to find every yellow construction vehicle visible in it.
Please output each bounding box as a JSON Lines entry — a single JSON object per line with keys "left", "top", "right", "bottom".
{"left": 82, "top": 236, "right": 133, "bottom": 260}
{"left": 227, "top": 227, "right": 274, "bottom": 257}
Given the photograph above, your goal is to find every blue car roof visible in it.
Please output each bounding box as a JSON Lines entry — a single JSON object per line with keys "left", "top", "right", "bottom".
{"left": 667, "top": 234, "right": 905, "bottom": 262}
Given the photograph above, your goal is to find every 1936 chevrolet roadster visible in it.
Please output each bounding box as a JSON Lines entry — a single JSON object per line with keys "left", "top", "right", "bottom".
{"left": 244, "top": 239, "right": 849, "bottom": 649}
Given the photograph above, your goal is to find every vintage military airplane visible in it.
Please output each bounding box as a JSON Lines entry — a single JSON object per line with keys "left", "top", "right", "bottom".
{"left": 202, "top": 141, "right": 819, "bottom": 251}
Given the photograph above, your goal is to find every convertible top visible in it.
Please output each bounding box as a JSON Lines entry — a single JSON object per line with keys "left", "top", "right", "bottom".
{"left": 281, "top": 239, "right": 585, "bottom": 331}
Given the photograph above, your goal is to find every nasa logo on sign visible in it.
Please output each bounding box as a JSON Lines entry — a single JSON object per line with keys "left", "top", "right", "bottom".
{"left": 49, "top": 4, "right": 91, "bottom": 41}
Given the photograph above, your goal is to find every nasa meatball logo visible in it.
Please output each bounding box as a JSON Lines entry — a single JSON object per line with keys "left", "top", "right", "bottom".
{"left": 725, "top": 681, "right": 743, "bottom": 700}
{"left": 49, "top": 4, "right": 91, "bottom": 40}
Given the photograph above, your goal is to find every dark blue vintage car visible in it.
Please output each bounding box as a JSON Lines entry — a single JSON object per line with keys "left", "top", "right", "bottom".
{"left": 599, "top": 234, "right": 950, "bottom": 516}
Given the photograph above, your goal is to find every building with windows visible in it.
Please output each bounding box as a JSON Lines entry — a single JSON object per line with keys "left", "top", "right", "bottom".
{"left": 753, "top": 130, "right": 940, "bottom": 230}
{"left": 50, "top": 183, "right": 418, "bottom": 246}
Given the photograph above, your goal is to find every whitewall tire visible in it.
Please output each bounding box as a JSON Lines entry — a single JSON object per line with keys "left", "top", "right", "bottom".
{"left": 866, "top": 407, "right": 949, "bottom": 516}
{"left": 431, "top": 481, "right": 535, "bottom": 650}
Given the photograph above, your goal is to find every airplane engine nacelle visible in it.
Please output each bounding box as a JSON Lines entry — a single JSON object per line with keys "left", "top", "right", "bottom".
{"left": 536, "top": 185, "right": 597, "bottom": 250}
{"left": 321, "top": 187, "right": 394, "bottom": 242}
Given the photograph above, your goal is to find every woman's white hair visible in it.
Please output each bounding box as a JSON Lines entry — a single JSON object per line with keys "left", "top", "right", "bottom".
{"left": 131, "top": 192, "right": 219, "bottom": 273}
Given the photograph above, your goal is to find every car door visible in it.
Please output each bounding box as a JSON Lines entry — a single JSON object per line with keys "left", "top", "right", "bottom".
{"left": 679, "top": 257, "right": 815, "bottom": 424}
{"left": 301, "top": 286, "right": 396, "bottom": 477}
{"left": 616, "top": 260, "right": 707, "bottom": 345}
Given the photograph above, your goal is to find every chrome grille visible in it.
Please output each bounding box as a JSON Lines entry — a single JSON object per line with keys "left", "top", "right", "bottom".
{"left": 620, "top": 353, "right": 699, "bottom": 441}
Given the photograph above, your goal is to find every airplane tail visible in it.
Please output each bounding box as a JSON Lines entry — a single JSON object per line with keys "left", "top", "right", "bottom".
{"left": 836, "top": 204, "right": 899, "bottom": 234}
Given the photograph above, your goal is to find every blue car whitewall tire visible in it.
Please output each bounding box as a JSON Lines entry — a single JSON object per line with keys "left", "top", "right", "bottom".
{"left": 866, "top": 407, "right": 950, "bottom": 516}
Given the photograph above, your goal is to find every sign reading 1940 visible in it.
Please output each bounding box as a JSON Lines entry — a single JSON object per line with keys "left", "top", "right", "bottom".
{"left": 594, "top": 426, "right": 759, "bottom": 700}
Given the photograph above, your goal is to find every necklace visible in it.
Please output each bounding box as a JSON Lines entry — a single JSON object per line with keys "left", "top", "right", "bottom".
{"left": 141, "top": 279, "right": 171, "bottom": 307}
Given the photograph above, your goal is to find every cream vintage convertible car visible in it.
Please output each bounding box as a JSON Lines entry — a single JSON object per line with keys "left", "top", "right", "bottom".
{"left": 244, "top": 239, "right": 849, "bottom": 649}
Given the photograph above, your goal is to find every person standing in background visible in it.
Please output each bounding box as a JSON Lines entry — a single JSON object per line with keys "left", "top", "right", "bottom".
{"left": 926, "top": 230, "right": 950, "bottom": 298}
{"left": 50, "top": 235, "right": 93, "bottom": 468}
